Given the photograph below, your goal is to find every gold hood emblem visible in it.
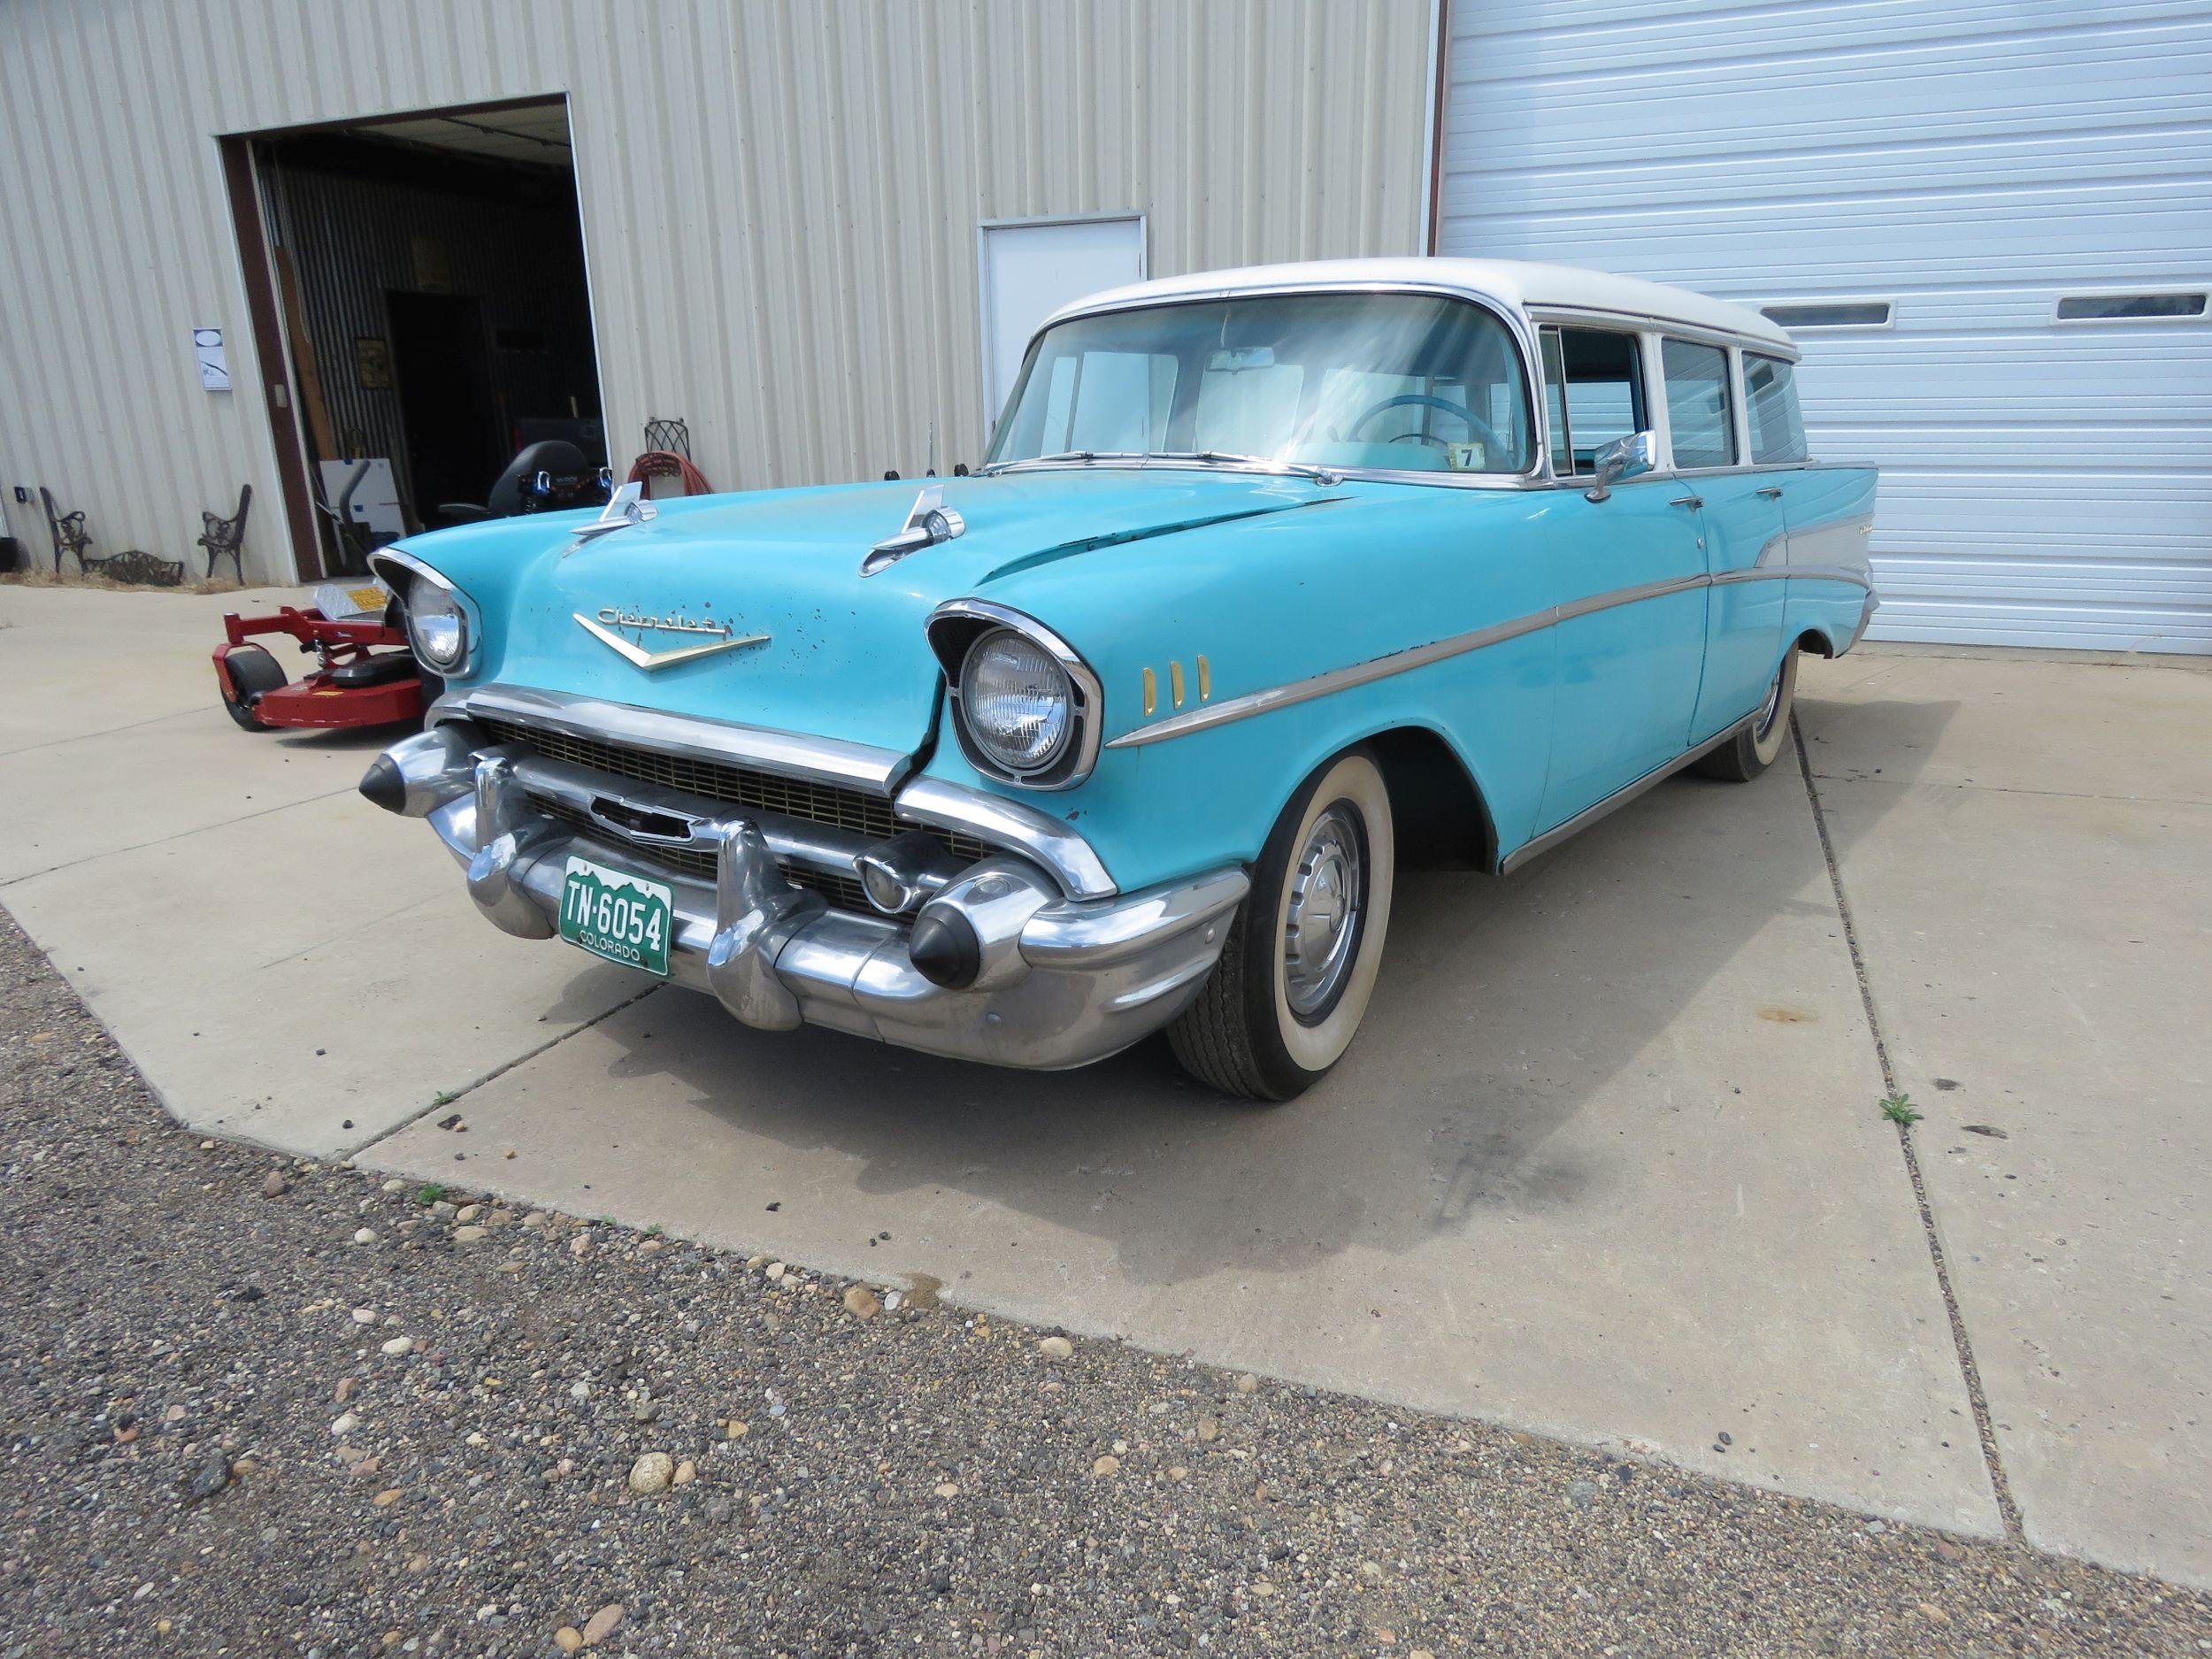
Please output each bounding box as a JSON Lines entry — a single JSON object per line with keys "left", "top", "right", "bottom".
{"left": 574, "top": 608, "right": 769, "bottom": 672}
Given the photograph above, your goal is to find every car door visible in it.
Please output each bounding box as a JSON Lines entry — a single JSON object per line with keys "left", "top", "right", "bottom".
{"left": 1535, "top": 325, "right": 1709, "bottom": 831}
{"left": 1663, "top": 337, "right": 1791, "bottom": 742}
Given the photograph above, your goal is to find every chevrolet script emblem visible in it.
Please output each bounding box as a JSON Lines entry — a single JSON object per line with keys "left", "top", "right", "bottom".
{"left": 573, "top": 608, "right": 769, "bottom": 672}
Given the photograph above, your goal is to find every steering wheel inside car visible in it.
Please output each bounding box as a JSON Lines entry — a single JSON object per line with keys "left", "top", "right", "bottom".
{"left": 1348, "top": 393, "right": 1508, "bottom": 460}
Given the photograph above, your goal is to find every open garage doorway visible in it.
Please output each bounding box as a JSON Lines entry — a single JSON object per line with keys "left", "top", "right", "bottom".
{"left": 224, "top": 96, "right": 603, "bottom": 580}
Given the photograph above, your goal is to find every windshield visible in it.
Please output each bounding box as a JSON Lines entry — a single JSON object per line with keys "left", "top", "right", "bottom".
{"left": 985, "top": 291, "right": 1533, "bottom": 478}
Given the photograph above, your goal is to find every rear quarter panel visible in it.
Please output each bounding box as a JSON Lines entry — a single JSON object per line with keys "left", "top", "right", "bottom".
{"left": 1780, "top": 466, "right": 1880, "bottom": 655}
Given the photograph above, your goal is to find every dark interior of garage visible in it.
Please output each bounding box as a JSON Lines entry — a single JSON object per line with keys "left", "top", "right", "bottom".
{"left": 253, "top": 100, "right": 603, "bottom": 570}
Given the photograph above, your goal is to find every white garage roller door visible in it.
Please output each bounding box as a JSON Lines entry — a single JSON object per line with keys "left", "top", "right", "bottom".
{"left": 1434, "top": 1, "right": 2212, "bottom": 653}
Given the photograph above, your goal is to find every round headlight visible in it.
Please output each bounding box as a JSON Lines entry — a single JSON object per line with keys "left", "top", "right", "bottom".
{"left": 960, "top": 628, "right": 1072, "bottom": 773}
{"left": 405, "top": 577, "right": 467, "bottom": 671}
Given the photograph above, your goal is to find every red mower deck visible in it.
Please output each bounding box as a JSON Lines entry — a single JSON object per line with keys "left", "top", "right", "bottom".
{"left": 212, "top": 605, "right": 426, "bottom": 732}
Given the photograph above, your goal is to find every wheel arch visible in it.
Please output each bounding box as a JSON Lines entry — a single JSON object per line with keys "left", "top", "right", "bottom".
{"left": 1359, "top": 723, "right": 1498, "bottom": 874}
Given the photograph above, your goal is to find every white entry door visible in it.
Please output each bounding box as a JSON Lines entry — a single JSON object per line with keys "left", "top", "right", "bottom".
{"left": 979, "top": 215, "right": 1146, "bottom": 437}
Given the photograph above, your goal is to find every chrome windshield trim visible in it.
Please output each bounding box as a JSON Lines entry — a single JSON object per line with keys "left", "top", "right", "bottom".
{"left": 1106, "top": 567, "right": 1873, "bottom": 750}
{"left": 895, "top": 774, "right": 1117, "bottom": 902}
{"left": 434, "top": 683, "right": 910, "bottom": 794}
{"left": 979, "top": 451, "right": 1343, "bottom": 487}
{"left": 971, "top": 456, "right": 1547, "bottom": 493}
{"left": 988, "top": 280, "right": 1548, "bottom": 489}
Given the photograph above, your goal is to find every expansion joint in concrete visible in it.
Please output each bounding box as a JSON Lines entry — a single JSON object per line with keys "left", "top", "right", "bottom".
{"left": 1792, "top": 714, "right": 2024, "bottom": 1540}
{"left": 339, "top": 981, "right": 664, "bottom": 1162}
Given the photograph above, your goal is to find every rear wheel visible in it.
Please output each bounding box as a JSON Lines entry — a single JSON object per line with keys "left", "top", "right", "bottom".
{"left": 218, "top": 645, "right": 288, "bottom": 731}
{"left": 1697, "top": 646, "right": 1799, "bottom": 781}
{"left": 1169, "top": 749, "right": 1395, "bottom": 1101}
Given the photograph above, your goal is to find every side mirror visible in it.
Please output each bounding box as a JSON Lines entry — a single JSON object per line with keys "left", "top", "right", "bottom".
{"left": 1585, "top": 429, "right": 1656, "bottom": 503}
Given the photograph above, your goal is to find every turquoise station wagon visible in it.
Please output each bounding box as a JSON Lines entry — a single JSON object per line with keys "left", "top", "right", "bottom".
{"left": 362, "top": 259, "right": 1876, "bottom": 1100}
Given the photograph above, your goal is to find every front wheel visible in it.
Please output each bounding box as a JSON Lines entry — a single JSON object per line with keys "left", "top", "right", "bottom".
{"left": 1169, "top": 749, "right": 1395, "bottom": 1101}
{"left": 1697, "top": 646, "right": 1800, "bottom": 781}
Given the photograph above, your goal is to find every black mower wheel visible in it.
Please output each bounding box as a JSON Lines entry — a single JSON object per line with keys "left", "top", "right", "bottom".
{"left": 219, "top": 645, "right": 288, "bottom": 731}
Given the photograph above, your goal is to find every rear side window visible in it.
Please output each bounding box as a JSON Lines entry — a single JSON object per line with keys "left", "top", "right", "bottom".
{"left": 1745, "top": 354, "right": 1809, "bottom": 464}
{"left": 1662, "top": 339, "right": 1735, "bottom": 468}
{"left": 1541, "top": 326, "right": 1646, "bottom": 475}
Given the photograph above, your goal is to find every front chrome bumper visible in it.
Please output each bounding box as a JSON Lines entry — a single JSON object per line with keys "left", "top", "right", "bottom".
{"left": 365, "top": 724, "right": 1246, "bottom": 1071}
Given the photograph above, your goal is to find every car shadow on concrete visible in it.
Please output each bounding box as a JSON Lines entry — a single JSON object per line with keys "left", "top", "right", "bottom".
{"left": 271, "top": 724, "right": 415, "bottom": 755}
{"left": 566, "top": 688, "right": 1958, "bottom": 1290}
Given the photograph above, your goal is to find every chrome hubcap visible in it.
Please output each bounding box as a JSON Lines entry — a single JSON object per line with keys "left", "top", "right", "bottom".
{"left": 1755, "top": 660, "right": 1787, "bottom": 740}
{"left": 1282, "top": 805, "right": 1364, "bottom": 1022}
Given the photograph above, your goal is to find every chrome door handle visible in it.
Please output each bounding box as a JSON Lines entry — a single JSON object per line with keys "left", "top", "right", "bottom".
{"left": 1755, "top": 486, "right": 1784, "bottom": 500}
{"left": 1670, "top": 495, "right": 1703, "bottom": 509}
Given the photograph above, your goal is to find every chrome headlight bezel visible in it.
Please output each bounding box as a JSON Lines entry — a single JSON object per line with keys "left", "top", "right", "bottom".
{"left": 371, "top": 549, "right": 480, "bottom": 679}
{"left": 960, "top": 628, "right": 1073, "bottom": 774}
{"left": 405, "top": 579, "right": 467, "bottom": 671}
{"left": 926, "top": 600, "right": 1102, "bottom": 790}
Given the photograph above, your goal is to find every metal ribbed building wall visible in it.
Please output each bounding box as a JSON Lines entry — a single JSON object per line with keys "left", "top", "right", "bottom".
{"left": 0, "top": 0, "right": 1433, "bottom": 584}
{"left": 1432, "top": 0, "right": 2212, "bottom": 653}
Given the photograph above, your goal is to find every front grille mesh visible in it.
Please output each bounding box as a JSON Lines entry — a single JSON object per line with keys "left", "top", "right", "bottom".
{"left": 480, "top": 716, "right": 902, "bottom": 841}
{"left": 481, "top": 715, "right": 984, "bottom": 914}
{"left": 533, "top": 795, "right": 875, "bottom": 913}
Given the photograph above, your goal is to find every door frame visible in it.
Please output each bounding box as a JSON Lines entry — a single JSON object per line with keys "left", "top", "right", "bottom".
{"left": 217, "top": 93, "right": 588, "bottom": 584}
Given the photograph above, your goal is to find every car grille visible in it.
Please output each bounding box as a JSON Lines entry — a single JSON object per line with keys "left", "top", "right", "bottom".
{"left": 476, "top": 715, "right": 985, "bottom": 914}
{"left": 531, "top": 795, "right": 878, "bottom": 912}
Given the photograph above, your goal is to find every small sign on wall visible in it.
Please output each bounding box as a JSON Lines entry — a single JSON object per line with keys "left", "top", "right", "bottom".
{"left": 411, "top": 234, "right": 451, "bottom": 293}
{"left": 194, "top": 326, "right": 230, "bottom": 391}
{"left": 354, "top": 335, "right": 392, "bottom": 390}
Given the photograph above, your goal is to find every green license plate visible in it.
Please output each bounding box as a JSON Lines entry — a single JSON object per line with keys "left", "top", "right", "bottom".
{"left": 558, "top": 855, "right": 673, "bottom": 977}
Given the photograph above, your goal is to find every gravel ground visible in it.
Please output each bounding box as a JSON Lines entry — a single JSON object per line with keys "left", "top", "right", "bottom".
{"left": 0, "top": 914, "right": 2206, "bottom": 1658}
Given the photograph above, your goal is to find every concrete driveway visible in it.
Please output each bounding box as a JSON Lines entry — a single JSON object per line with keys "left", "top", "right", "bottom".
{"left": 3, "top": 580, "right": 2205, "bottom": 1586}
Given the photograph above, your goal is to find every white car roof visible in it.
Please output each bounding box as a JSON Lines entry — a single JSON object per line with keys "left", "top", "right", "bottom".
{"left": 1043, "top": 257, "right": 1797, "bottom": 355}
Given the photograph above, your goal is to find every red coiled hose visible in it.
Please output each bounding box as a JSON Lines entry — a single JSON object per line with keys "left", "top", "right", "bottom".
{"left": 626, "top": 451, "right": 713, "bottom": 496}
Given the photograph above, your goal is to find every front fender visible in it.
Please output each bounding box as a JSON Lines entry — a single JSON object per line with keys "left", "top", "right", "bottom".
{"left": 919, "top": 482, "right": 1562, "bottom": 893}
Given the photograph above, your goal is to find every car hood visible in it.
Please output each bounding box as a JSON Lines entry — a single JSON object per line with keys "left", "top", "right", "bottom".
{"left": 418, "top": 469, "right": 1342, "bottom": 756}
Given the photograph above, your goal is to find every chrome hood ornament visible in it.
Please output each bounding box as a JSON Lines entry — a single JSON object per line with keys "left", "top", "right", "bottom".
{"left": 569, "top": 480, "right": 657, "bottom": 549}
{"left": 573, "top": 606, "right": 769, "bottom": 672}
{"left": 860, "top": 483, "right": 964, "bottom": 576}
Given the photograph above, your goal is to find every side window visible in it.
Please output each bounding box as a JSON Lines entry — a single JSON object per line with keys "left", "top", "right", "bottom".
{"left": 1744, "top": 353, "right": 1809, "bottom": 464}
{"left": 1661, "top": 339, "right": 1736, "bottom": 468}
{"left": 1541, "top": 326, "right": 1647, "bottom": 474}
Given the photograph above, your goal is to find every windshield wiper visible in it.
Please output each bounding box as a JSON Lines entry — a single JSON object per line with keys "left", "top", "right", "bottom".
{"left": 979, "top": 450, "right": 1147, "bottom": 476}
{"left": 1145, "top": 450, "right": 1342, "bottom": 486}
{"left": 979, "top": 449, "right": 1341, "bottom": 485}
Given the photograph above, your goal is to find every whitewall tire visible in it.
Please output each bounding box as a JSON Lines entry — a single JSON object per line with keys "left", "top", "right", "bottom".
{"left": 1169, "top": 748, "right": 1395, "bottom": 1101}
{"left": 1697, "top": 646, "right": 1800, "bottom": 782}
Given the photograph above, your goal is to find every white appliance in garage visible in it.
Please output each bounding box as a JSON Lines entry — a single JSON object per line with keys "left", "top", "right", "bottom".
{"left": 316, "top": 457, "right": 407, "bottom": 541}
{"left": 1433, "top": 0, "right": 2212, "bottom": 652}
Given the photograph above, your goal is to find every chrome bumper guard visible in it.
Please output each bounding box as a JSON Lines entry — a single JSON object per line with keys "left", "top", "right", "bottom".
{"left": 364, "top": 725, "right": 1246, "bottom": 1071}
